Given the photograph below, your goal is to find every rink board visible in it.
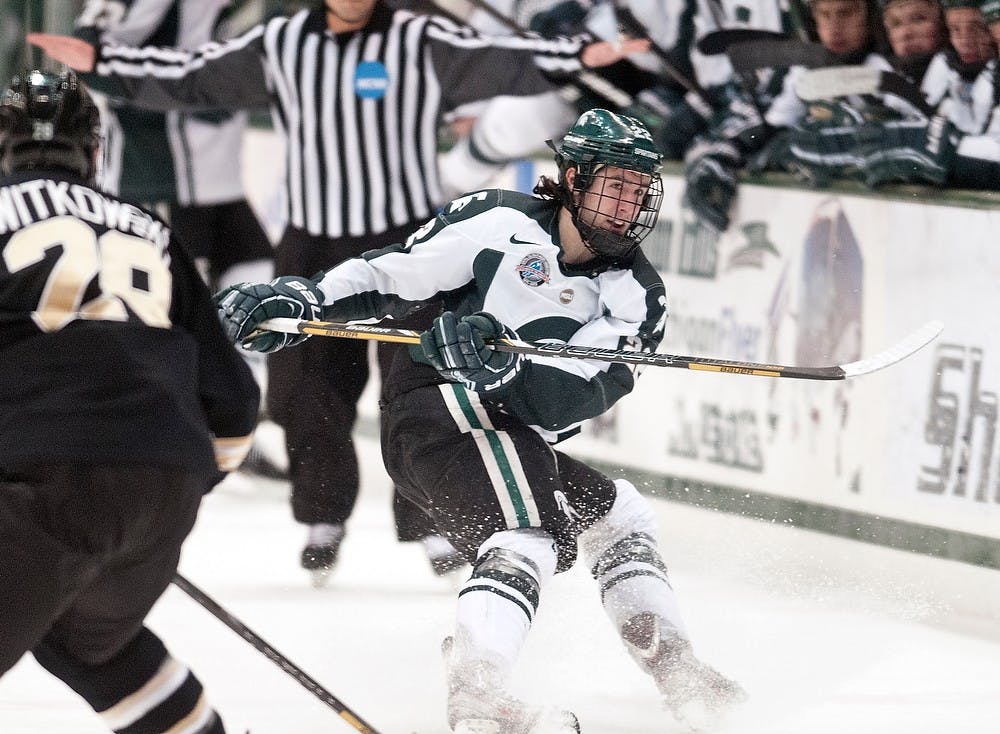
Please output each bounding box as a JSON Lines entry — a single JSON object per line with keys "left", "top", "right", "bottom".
{"left": 242, "top": 129, "right": 1000, "bottom": 569}
{"left": 568, "top": 177, "right": 1000, "bottom": 568}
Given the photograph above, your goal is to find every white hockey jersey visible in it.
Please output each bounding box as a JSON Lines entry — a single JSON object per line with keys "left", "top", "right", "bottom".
{"left": 922, "top": 53, "right": 998, "bottom": 135}
{"left": 314, "top": 189, "right": 668, "bottom": 443}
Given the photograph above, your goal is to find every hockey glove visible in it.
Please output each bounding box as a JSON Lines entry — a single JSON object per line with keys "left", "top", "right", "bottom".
{"left": 746, "top": 129, "right": 792, "bottom": 174}
{"left": 528, "top": 0, "right": 588, "bottom": 36}
{"left": 624, "top": 86, "right": 711, "bottom": 160}
{"left": 683, "top": 139, "right": 741, "bottom": 232}
{"left": 214, "top": 276, "right": 324, "bottom": 353}
{"left": 785, "top": 101, "right": 866, "bottom": 187}
{"left": 706, "top": 82, "right": 768, "bottom": 154}
{"left": 420, "top": 311, "right": 524, "bottom": 394}
{"left": 859, "top": 116, "right": 959, "bottom": 188}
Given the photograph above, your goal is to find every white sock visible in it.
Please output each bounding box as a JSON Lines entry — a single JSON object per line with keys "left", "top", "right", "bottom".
{"left": 422, "top": 534, "right": 458, "bottom": 559}
{"left": 306, "top": 523, "right": 343, "bottom": 547}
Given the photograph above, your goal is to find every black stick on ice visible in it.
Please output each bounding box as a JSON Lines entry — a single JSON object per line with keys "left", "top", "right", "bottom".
{"left": 172, "top": 574, "right": 383, "bottom": 734}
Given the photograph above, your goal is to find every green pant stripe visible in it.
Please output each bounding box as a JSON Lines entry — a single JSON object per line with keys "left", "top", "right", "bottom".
{"left": 451, "top": 385, "right": 531, "bottom": 527}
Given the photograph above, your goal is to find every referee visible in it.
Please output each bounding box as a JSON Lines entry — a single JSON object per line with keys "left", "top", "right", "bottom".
{"left": 30, "top": 0, "right": 648, "bottom": 580}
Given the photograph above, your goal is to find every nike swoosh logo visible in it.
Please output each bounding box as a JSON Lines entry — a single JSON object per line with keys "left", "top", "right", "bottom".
{"left": 509, "top": 235, "right": 539, "bottom": 245}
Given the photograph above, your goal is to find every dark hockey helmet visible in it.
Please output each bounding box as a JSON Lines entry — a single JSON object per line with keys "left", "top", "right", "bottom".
{"left": 550, "top": 108, "right": 663, "bottom": 264}
{"left": 0, "top": 70, "right": 100, "bottom": 180}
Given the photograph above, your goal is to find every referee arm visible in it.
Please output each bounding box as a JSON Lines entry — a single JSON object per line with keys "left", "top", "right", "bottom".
{"left": 28, "top": 26, "right": 273, "bottom": 112}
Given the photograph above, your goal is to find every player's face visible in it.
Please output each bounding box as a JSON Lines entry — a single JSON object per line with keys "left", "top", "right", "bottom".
{"left": 812, "top": 0, "right": 869, "bottom": 56}
{"left": 883, "top": 0, "right": 945, "bottom": 57}
{"left": 325, "top": 0, "right": 379, "bottom": 31}
{"left": 575, "top": 166, "right": 651, "bottom": 237}
{"left": 991, "top": 21, "right": 1000, "bottom": 49}
{"left": 946, "top": 9, "right": 996, "bottom": 63}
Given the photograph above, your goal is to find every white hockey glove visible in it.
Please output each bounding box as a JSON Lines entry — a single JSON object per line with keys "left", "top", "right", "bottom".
{"left": 420, "top": 311, "right": 524, "bottom": 394}
{"left": 214, "top": 276, "right": 324, "bottom": 353}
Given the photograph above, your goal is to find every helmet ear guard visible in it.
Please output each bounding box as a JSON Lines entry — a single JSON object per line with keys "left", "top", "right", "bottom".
{"left": 549, "top": 109, "right": 664, "bottom": 265}
{"left": 0, "top": 69, "right": 101, "bottom": 180}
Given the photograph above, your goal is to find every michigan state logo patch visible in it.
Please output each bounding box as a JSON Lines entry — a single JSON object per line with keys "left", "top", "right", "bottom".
{"left": 516, "top": 253, "right": 550, "bottom": 287}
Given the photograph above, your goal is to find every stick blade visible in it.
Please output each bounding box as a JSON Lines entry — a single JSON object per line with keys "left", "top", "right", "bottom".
{"left": 795, "top": 65, "right": 882, "bottom": 101}
{"left": 795, "top": 65, "right": 936, "bottom": 116}
{"left": 728, "top": 39, "right": 833, "bottom": 72}
{"left": 840, "top": 320, "right": 943, "bottom": 378}
{"left": 696, "top": 28, "right": 788, "bottom": 55}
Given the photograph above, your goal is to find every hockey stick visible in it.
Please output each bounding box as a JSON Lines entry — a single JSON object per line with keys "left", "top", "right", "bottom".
{"left": 696, "top": 28, "right": 790, "bottom": 54}
{"left": 795, "top": 65, "right": 936, "bottom": 117}
{"left": 255, "top": 317, "right": 944, "bottom": 381}
{"left": 697, "top": 29, "right": 833, "bottom": 69}
{"left": 610, "top": 4, "right": 709, "bottom": 100}
{"left": 172, "top": 574, "right": 383, "bottom": 734}
{"left": 727, "top": 38, "right": 833, "bottom": 72}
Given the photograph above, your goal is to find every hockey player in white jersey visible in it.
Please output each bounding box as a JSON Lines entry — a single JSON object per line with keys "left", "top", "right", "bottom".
{"left": 216, "top": 108, "right": 745, "bottom": 733}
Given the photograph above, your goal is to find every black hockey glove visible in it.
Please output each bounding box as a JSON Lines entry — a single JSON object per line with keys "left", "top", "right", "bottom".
{"left": 420, "top": 311, "right": 524, "bottom": 394}
{"left": 706, "top": 82, "right": 768, "bottom": 154}
{"left": 528, "top": 0, "right": 588, "bottom": 36}
{"left": 683, "top": 139, "right": 741, "bottom": 232}
{"left": 214, "top": 276, "right": 324, "bottom": 353}
{"left": 859, "top": 116, "right": 959, "bottom": 188}
{"left": 785, "top": 101, "right": 866, "bottom": 188}
{"left": 624, "top": 86, "right": 711, "bottom": 160}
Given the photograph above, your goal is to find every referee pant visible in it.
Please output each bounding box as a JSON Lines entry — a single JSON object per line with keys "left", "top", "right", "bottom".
{"left": 267, "top": 223, "right": 437, "bottom": 541}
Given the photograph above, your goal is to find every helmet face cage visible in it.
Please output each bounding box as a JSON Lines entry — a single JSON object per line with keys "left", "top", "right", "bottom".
{"left": 0, "top": 70, "right": 100, "bottom": 179}
{"left": 552, "top": 109, "right": 663, "bottom": 265}
{"left": 568, "top": 165, "right": 663, "bottom": 263}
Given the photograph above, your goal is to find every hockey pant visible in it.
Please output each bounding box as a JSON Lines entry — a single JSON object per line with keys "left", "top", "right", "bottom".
{"left": 0, "top": 462, "right": 225, "bottom": 732}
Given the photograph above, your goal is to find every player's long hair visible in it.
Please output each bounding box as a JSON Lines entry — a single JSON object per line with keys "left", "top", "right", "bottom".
{"left": 532, "top": 175, "right": 562, "bottom": 201}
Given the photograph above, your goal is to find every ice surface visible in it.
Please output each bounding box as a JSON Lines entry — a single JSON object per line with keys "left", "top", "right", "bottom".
{"left": 2, "top": 436, "right": 999, "bottom": 734}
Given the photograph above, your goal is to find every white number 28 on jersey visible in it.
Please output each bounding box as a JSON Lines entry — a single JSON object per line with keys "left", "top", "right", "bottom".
{"left": 3, "top": 216, "right": 172, "bottom": 332}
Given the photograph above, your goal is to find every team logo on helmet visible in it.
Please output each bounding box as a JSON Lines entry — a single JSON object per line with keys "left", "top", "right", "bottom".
{"left": 516, "top": 253, "right": 550, "bottom": 287}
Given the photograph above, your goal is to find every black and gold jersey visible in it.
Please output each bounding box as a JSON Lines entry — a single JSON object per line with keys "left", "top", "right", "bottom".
{"left": 0, "top": 170, "right": 258, "bottom": 472}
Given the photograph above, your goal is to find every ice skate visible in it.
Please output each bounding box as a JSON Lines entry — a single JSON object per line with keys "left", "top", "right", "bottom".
{"left": 621, "top": 613, "right": 746, "bottom": 732}
{"left": 444, "top": 638, "right": 580, "bottom": 734}
{"left": 422, "top": 534, "right": 469, "bottom": 577}
{"left": 300, "top": 523, "right": 344, "bottom": 588}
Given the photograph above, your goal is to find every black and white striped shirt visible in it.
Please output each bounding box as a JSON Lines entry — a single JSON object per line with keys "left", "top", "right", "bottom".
{"left": 91, "top": 3, "right": 587, "bottom": 238}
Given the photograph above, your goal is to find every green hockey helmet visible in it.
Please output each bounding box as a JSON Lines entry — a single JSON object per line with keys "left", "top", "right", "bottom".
{"left": 548, "top": 109, "right": 664, "bottom": 264}
{"left": 555, "top": 107, "right": 663, "bottom": 176}
{"left": 0, "top": 70, "right": 100, "bottom": 180}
